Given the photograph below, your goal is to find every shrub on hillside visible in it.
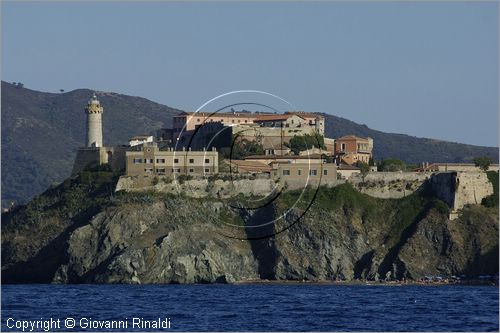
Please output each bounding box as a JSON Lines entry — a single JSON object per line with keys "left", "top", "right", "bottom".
{"left": 285, "top": 133, "right": 325, "bottom": 155}
{"left": 378, "top": 158, "right": 406, "bottom": 172}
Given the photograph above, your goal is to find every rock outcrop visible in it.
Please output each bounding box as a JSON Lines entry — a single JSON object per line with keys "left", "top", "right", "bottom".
{"left": 2, "top": 172, "right": 498, "bottom": 284}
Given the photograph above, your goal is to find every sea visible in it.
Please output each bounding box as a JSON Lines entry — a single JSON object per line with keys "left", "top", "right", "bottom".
{"left": 1, "top": 284, "right": 498, "bottom": 332}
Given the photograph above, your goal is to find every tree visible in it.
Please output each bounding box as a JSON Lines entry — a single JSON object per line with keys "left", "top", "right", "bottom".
{"left": 474, "top": 156, "right": 492, "bottom": 171}
{"left": 285, "top": 133, "right": 325, "bottom": 155}
{"left": 356, "top": 161, "right": 370, "bottom": 182}
{"left": 227, "top": 139, "right": 264, "bottom": 160}
{"left": 379, "top": 158, "right": 406, "bottom": 172}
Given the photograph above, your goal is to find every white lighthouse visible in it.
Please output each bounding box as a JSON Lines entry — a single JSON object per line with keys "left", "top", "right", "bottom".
{"left": 85, "top": 93, "right": 104, "bottom": 147}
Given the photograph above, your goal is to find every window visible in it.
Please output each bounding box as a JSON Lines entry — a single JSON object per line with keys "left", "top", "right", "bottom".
{"left": 205, "top": 158, "right": 210, "bottom": 163}
{"left": 144, "top": 158, "right": 153, "bottom": 164}
{"left": 189, "top": 158, "right": 194, "bottom": 164}
{"left": 341, "top": 143, "right": 346, "bottom": 151}
{"left": 298, "top": 169, "right": 302, "bottom": 176}
{"left": 245, "top": 120, "right": 247, "bottom": 123}
{"left": 157, "top": 168, "right": 166, "bottom": 174}
{"left": 156, "top": 159, "right": 165, "bottom": 164}
{"left": 144, "top": 168, "right": 153, "bottom": 173}
{"left": 189, "top": 168, "right": 194, "bottom": 173}
{"left": 174, "top": 158, "right": 179, "bottom": 164}
{"left": 310, "top": 169, "right": 317, "bottom": 176}
{"left": 197, "top": 119, "right": 200, "bottom": 122}
{"left": 133, "top": 158, "right": 142, "bottom": 164}
{"left": 204, "top": 168, "right": 210, "bottom": 173}
{"left": 172, "top": 168, "right": 180, "bottom": 173}
{"left": 323, "top": 169, "right": 328, "bottom": 176}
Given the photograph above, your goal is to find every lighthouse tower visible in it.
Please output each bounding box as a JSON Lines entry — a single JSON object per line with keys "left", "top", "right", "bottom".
{"left": 85, "top": 93, "right": 103, "bottom": 147}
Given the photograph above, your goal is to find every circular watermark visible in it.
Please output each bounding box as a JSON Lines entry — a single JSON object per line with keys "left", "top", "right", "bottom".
{"left": 171, "top": 90, "right": 325, "bottom": 240}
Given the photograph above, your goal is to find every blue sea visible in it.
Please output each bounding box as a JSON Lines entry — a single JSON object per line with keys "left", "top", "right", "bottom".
{"left": 1, "top": 284, "right": 498, "bottom": 332}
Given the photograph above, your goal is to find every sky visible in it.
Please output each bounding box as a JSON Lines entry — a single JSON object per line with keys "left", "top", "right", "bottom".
{"left": 2, "top": 1, "right": 498, "bottom": 147}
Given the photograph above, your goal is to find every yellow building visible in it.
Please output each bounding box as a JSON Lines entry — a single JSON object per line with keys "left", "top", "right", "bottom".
{"left": 125, "top": 142, "right": 218, "bottom": 177}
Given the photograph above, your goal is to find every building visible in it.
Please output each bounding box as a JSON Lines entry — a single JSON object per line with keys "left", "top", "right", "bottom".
{"left": 125, "top": 142, "right": 219, "bottom": 177}
{"left": 172, "top": 111, "right": 325, "bottom": 143}
{"left": 299, "top": 146, "right": 331, "bottom": 156}
{"left": 337, "top": 164, "right": 361, "bottom": 179}
{"left": 253, "top": 114, "right": 306, "bottom": 128}
{"left": 129, "top": 135, "right": 154, "bottom": 147}
{"left": 225, "top": 160, "right": 273, "bottom": 174}
{"left": 172, "top": 111, "right": 257, "bottom": 139}
{"left": 284, "top": 111, "right": 325, "bottom": 134}
{"left": 271, "top": 161, "right": 337, "bottom": 190}
{"left": 236, "top": 153, "right": 337, "bottom": 189}
{"left": 334, "top": 135, "right": 373, "bottom": 165}
{"left": 85, "top": 93, "right": 103, "bottom": 147}
{"left": 72, "top": 94, "right": 127, "bottom": 175}
{"left": 245, "top": 154, "right": 326, "bottom": 166}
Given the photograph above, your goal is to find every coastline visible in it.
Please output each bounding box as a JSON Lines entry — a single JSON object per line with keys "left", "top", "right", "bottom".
{"left": 233, "top": 279, "right": 499, "bottom": 287}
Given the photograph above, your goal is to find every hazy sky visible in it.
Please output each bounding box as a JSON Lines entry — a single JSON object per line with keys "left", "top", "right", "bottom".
{"left": 2, "top": 1, "right": 498, "bottom": 146}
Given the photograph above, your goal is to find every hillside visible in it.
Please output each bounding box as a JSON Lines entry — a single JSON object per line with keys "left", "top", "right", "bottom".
{"left": 2, "top": 81, "right": 498, "bottom": 207}
{"left": 1, "top": 81, "right": 181, "bottom": 207}
{"left": 2, "top": 169, "right": 498, "bottom": 283}
{"left": 323, "top": 114, "right": 498, "bottom": 164}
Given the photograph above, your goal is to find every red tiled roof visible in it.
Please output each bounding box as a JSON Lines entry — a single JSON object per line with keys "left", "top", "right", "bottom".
{"left": 338, "top": 164, "right": 360, "bottom": 170}
{"left": 285, "top": 112, "right": 323, "bottom": 119}
{"left": 176, "top": 112, "right": 263, "bottom": 118}
{"left": 253, "top": 114, "right": 296, "bottom": 122}
{"left": 336, "top": 135, "right": 369, "bottom": 141}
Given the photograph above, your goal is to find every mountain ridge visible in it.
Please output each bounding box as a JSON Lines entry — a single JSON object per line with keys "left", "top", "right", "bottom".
{"left": 1, "top": 81, "right": 498, "bottom": 207}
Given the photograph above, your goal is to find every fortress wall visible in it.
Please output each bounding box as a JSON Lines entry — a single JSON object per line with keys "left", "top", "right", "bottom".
{"left": 283, "top": 178, "right": 340, "bottom": 191}
{"left": 349, "top": 172, "right": 430, "bottom": 199}
{"left": 115, "top": 171, "right": 494, "bottom": 220}
{"left": 453, "top": 172, "right": 493, "bottom": 207}
{"left": 430, "top": 171, "right": 494, "bottom": 220}
{"left": 116, "top": 176, "right": 276, "bottom": 198}
{"left": 116, "top": 175, "right": 339, "bottom": 198}
{"left": 350, "top": 171, "right": 494, "bottom": 219}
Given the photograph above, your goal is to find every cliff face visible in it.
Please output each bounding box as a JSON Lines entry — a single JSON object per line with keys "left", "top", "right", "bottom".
{"left": 2, "top": 171, "right": 498, "bottom": 284}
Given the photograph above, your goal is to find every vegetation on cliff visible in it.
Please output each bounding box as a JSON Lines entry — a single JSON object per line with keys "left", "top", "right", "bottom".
{"left": 482, "top": 171, "right": 499, "bottom": 208}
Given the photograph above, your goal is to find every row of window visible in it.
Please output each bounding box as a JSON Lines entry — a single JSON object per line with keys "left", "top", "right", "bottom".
{"left": 144, "top": 168, "right": 212, "bottom": 174}
{"left": 282, "top": 169, "right": 329, "bottom": 176}
{"left": 133, "top": 158, "right": 211, "bottom": 164}
{"left": 195, "top": 118, "right": 249, "bottom": 124}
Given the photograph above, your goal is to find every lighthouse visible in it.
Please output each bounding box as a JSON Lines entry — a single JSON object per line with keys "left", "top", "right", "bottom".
{"left": 85, "top": 93, "right": 103, "bottom": 147}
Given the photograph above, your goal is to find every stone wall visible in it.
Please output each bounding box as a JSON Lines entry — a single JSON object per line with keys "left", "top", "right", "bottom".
{"left": 116, "top": 176, "right": 277, "bottom": 198}
{"left": 430, "top": 171, "right": 494, "bottom": 219}
{"left": 349, "top": 172, "right": 430, "bottom": 199}
{"left": 116, "top": 174, "right": 339, "bottom": 198}
{"left": 116, "top": 171, "right": 494, "bottom": 220}
{"left": 350, "top": 171, "right": 494, "bottom": 220}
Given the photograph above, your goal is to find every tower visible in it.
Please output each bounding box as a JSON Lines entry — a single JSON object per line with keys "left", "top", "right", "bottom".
{"left": 85, "top": 93, "right": 103, "bottom": 147}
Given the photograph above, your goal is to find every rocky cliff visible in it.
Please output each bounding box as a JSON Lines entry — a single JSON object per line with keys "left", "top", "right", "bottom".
{"left": 2, "top": 170, "right": 498, "bottom": 283}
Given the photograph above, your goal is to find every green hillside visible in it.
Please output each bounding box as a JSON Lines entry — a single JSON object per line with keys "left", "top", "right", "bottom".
{"left": 1, "top": 81, "right": 181, "bottom": 207}
{"left": 323, "top": 114, "right": 498, "bottom": 164}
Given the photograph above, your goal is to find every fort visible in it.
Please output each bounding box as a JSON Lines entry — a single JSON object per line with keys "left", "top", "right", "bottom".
{"left": 72, "top": 94, "right": 496, "bottom": 220}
